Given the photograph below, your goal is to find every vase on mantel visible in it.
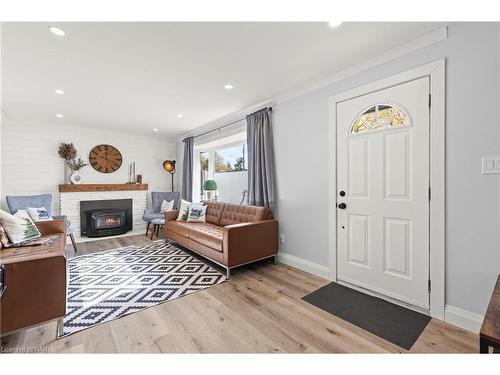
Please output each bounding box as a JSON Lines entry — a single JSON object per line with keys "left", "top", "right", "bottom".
{"left": 64, "top": 163, "right": 71, "bottom": 184}
{"left": 69, "top": 170, "right": 82, "bottom": 184}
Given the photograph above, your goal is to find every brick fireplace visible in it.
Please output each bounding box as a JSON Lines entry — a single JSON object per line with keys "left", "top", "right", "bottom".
{"left": 59, "top": 183, "right": 148, "bottom": 242}
{"left": 80, "top": 199, "right": 132, "bottom": 237}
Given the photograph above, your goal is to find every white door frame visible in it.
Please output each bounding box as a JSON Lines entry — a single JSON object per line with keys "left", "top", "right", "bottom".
{"left": 328, "top": 59, "right": 445, "bottom": 320}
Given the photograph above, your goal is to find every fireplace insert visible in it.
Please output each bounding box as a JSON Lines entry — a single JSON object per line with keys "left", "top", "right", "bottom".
{"left": 80, "top": 199, "right": 132, "bottom": 237}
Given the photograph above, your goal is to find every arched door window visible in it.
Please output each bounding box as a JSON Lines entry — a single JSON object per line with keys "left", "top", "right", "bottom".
{"left": 350, "top": 104, "right": 411, "bottom": 134}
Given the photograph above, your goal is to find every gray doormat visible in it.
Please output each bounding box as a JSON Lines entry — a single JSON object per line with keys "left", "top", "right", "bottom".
{"left": 302, "top": 282, "right": 430, "bottom": 350}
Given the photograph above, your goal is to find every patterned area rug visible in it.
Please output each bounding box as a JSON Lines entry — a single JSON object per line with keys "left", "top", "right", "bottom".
{"left": 60, "top": 241, "right": 226, "bottom": 337}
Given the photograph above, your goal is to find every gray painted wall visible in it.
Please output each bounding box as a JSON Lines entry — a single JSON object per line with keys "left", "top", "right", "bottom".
{"left": 273, "top": 23, "right": 500, "bottom": 315}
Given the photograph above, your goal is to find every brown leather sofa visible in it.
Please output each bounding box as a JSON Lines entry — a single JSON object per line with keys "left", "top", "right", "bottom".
{"left": 165, "top": 202, "right": 278, "bottom": 278}
{"left": 0, "top": 220, "right": 67, "bottom": 338}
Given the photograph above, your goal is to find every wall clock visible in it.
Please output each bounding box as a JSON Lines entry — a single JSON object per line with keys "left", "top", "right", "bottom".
{"left": 89, "top": 144, "right": 123, "bottom": 173}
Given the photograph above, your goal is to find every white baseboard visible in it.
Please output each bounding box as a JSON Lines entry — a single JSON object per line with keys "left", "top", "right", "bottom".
{"left": 278, "top": 252, "right": 329, "bottom": 280}
{"left": 279, "top": 254, "right": 484, "bottom": 334}
{"left": 445, "top": 305, "right": 484, "bottom": 333}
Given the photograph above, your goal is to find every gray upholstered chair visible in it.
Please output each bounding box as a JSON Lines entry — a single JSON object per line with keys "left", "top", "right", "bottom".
{"left": 6, "top": 193, "right": 77, "bottom": 252}
{"left": 142, "top": 191, "right": 180, "bottom": 236}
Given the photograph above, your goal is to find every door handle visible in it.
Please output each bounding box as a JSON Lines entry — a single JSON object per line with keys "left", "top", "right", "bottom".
{"left": 338, "top": 203, "right": 347, "bottom": 209}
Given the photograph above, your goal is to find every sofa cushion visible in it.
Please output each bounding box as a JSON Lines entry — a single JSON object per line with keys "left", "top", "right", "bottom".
{"left": 187, "top": 223, "right": 223, "bottom": 252}
{"left": 166, "top": 220, "right": 191, "bottom": 237}
{"left": 205, "top": 202, "right": 226, "bottom": 225}
{"left": 219, "top": 204, "right": 269, "bottom": 226}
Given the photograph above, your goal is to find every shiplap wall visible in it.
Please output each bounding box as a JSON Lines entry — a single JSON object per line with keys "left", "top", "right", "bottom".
{"left": 1, "top": 120, "right": 178, "bottom": 214}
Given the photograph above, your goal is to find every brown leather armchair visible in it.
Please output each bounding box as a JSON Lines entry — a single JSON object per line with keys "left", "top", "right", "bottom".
{"left": 0, "top": 220, "right": 67, "bottom": 338}
{"left": 165, "top": 202, "right": 278, "bottom": 278}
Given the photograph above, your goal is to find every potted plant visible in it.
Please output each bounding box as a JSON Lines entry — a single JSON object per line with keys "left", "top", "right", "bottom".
{"left": 57, "top": 143, "right": 88, "bottom": 184}
{"left": 203, "top": 180, "right": 218, "bottom": 202}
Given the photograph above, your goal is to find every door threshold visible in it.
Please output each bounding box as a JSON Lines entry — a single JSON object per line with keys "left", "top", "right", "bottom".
{"left": 337, "top": 279, "right": 430, "bottom": 317}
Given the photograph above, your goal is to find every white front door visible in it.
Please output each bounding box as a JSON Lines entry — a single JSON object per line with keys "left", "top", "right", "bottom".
{"left": 336, "top": 77, "right": 430, "bottom": 310}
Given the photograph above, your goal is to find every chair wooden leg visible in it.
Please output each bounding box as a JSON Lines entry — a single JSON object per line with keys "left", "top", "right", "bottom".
{"left": 145, "top": 222, "right": 151, "bottom": 236}
{"left": 69, "top": 233, "right": 78, "bottom": 252}
{"left": 150, "top": 225, "right": 155, "bottom": 240}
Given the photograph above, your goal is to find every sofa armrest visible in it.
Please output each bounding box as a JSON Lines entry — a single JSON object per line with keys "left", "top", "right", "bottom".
{"left": 52, "top": 214, "right": 71, "bottom": 227}
{"left": 35, "top": 219, "right": 66, "bottom": 236}
{"left": 222, "top": 220, "right": 278, "bottom": 267}
{"left": 165, "top": 210, "right": 179, "bottom": 222}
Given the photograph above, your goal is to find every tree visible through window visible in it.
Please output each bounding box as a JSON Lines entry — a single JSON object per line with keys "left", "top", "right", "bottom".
{"left": 200, "top": 151, "right": 209, "bottom": 196}
{"left": 214, "top": 144, "right": 247, "bottom": 173}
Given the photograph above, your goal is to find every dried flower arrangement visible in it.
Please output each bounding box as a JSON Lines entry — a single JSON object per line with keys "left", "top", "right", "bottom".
{"left": 57, "top": 143, "right": 88, "bottom": 172}
{"left": 57, "top": 143, "right": 77, "bottom": 161}
{"left": 67, "top": 157, "right": 88, "bottom": 171}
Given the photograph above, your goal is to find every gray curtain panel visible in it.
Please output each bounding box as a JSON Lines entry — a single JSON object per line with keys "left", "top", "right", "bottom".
{"left": 181, "top": 136, "right": 194, "bottom": 202}
{"left": 246, "top": 108, "right": 275, "bottom": 212}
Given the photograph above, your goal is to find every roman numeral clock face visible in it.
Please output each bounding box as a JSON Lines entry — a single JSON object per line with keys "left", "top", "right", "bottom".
{"left": 89, "top": 144, "right": 123, "bottom": 173}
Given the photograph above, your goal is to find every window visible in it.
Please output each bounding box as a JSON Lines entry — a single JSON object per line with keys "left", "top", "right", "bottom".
{"left": 214, "top": 144, "right": 247, "bottom": 173}
{"left": 350, "top": 104, "right": 410, "bottom": 134}
{"left": 193, "top": 131, "right": 248, "bottom": 204}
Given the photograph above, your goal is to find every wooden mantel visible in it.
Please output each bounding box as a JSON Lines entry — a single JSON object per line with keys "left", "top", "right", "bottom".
{"left": 59, "top": 183, "right": 149, "bottom": 192}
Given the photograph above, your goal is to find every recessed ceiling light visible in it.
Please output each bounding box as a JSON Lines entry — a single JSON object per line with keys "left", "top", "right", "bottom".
{"left": 48, "top": 26, "right": 65, "bottom": 37}
{"left": 55, "top": 114, "right": 64, "bottom": 118}
{"left": 224, "top": 84, "right": 234, "bottom": 90}
{"left": 328, "top": 21, "right": 342, "bottom": 28}
{"left": 153, "top": 128, "right": 159, "bottom": 132}
{"left": 55, "top": 89, "right": 64, "bottom": 95}
{"left": 177, "top": 113, "right": 183, "bottom": 118}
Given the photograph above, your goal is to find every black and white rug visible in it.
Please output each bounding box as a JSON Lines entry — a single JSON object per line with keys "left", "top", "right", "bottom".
{"left": 60, "top": 242, "right": 226, "bottom": 337}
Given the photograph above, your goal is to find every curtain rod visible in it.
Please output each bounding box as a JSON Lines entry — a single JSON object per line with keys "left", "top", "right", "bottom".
{"left": 187, "top": 107, "right": 272, "bottom": 141}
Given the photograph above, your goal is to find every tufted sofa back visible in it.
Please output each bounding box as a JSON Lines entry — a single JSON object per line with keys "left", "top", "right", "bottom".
{"left": 219, "top": 203, "right": 269, "bottom": 226}
{"left": 205, "top": 202, "right": 226, "bottom": 225}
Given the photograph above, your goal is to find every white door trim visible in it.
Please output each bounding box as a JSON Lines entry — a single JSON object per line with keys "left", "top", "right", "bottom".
{"left": 328, "top": 59, "right": 445, "bottom": 320}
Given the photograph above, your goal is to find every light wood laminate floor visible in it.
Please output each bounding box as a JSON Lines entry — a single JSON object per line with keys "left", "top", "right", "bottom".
{"left": 1, "top": 234, "right": 478, "bottom": 353}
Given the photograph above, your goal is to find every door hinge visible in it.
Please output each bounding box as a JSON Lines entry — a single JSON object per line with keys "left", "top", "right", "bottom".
{"left": 428, "top": 94, "right": 431, "bottom": 108}
{"left": 428, "top": 187, "right": 431, "bottom": 201}
{"left": 428, "top": 279, "right": 432, "bottom": 292}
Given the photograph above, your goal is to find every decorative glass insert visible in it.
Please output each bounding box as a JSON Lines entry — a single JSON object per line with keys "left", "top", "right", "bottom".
{"left": 350, "top": 104, "right": 410, "bottom": 134}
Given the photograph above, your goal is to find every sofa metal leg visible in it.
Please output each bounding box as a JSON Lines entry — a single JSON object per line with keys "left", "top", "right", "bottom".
{"left": 145, "top": 222, "right": 151, "bottom": 236}
{"left": 69, "top": 234, "right": 78, "bottom": 253}
{"left": 273, "top": 255, "right": 278, "bottom": 265}
{"left": 226, "top": 267, "right": 231, "bottom": 280}
{"left": 56, "top": 317, "right": 64, "bottom": 338}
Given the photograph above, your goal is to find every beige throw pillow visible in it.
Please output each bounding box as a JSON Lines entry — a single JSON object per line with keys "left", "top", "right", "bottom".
{"left": 160, "top": 199, "right": 175, "bottom": 214}
{"left": 0, "top": 209, "right": 41, "bottom": 245}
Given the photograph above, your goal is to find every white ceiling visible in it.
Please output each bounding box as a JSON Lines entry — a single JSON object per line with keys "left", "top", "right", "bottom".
{"left": 1, "top": 22, "right": 443, "bottom": 137}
